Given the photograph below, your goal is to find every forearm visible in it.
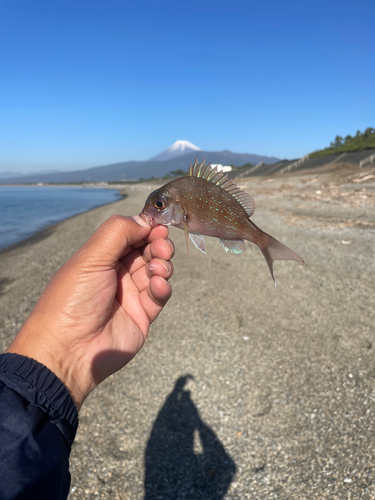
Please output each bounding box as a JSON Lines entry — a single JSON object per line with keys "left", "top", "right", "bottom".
{"left": 0, "top": 353, "right": 78, "bottom": 500}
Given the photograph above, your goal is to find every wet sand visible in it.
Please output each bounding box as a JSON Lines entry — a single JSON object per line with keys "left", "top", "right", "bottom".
{"left": 1, "top": 167, "right": 375, "bottom": 499}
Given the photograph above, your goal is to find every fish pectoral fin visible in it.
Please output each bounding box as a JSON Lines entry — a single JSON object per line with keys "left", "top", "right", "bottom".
{"left": 219, "top": 239, "right": 246, "bottom": 254}
{"left": 189, "top": 233, "right": 206, "bottom": 254}
{"left": 183, "top": 218, "right": 189, "bottom": 254}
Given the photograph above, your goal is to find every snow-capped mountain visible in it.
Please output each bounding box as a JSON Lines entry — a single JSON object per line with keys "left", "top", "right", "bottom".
{"left": 149, "top": 140, "right": 201, "bottom": 162}
{"left": 1, "top": 143, "right": 280, "bottom": 183}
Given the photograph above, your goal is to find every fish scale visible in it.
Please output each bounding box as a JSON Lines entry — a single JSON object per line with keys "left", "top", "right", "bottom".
{"left": 140, "top": 159, "right": 304, "bottom": 284}
{"left": 176, "top": 177, "right": 250, "bottom": 239}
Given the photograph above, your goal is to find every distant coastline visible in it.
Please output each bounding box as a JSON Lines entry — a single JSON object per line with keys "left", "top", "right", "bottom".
{"left": 0, "top": 185, "right": 125, "bottom": 252}
{"left": 0, "top": 182, "right": 125, "bottom": 192}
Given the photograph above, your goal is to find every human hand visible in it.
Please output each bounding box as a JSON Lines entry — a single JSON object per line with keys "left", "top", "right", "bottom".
{"left": 5, "top": 215, "right": 174, "bottom": 411}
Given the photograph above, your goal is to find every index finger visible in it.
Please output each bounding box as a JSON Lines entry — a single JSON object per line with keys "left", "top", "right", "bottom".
{"left": 130, "top": 216, "right": 170, "bottom": 248}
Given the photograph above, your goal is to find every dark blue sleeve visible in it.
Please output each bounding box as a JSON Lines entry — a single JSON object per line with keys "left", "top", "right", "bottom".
{"left": 0, "top": 353, "right": 79, "bottom": 500}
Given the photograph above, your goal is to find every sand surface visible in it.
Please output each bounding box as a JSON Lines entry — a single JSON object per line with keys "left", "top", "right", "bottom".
{"left": 1, "top": 166, "right": 375, "bottom": 499}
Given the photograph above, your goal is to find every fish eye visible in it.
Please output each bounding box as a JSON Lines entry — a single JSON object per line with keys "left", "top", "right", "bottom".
{"left": 154, "top": 199, "right": 165, "bottom": 209}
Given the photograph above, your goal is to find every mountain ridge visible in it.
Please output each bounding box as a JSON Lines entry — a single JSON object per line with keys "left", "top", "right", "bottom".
{"left": 1, "top": 149, "right": 280, "bottom": 183}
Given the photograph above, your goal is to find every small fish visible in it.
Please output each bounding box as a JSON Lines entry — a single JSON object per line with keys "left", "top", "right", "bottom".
{"left": 140, "top": 159, "right": 304, "bottom": 284}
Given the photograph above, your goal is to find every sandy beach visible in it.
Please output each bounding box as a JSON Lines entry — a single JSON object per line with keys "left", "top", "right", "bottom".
{"left": 1, "top": 166, "right": 375, "bottom": 499}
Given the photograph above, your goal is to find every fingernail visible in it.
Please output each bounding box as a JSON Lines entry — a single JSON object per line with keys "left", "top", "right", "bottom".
{"left": 159, "top": 276, "right": 171, "bottom": 287}
{"left": 159, "top": 259, "right": 171, "bottom": 273}
{"left": 133, "top": 214, "right": 151, "bottom": 228}
{"left": 165, "top": 238, "right": 174, "bottom": 254}
{"left": 148, "top": 262, "right": 157, "bottom": 271}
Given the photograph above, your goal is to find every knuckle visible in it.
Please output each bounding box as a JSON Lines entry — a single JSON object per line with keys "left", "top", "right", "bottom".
{"left": 107, "top": 214, "right": 126, "bottom": 226}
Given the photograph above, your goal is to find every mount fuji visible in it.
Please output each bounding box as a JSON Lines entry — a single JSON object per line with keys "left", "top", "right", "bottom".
{"left": 149, "top": 140, "right": 201, "bottom": 161}
{"left": 1, "top": 141, "right": 280, "bottom": 183}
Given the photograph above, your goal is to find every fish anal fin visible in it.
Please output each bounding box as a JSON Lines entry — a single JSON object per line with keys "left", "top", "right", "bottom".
{"left": 219, "top": 239, "right": 246, "bottom": 254}
{"left": 189, "top": 233, "right": 206, "bottom": 254}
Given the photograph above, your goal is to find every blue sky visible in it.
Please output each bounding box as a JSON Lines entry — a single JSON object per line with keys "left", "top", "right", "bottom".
{"left": 1, "top": 0, "right": 374, "bottom": 172}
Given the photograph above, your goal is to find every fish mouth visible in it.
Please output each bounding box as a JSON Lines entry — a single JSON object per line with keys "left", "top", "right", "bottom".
{"left": 139, "top": 211, "right": 156, "bottom": 227}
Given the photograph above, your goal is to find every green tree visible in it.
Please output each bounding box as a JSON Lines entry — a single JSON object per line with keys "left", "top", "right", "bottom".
{"left": 310, "top": 126, "right": 375, "bottom": 158}
{"left": 363, "top": 127, "right": 375, "bottom": 138}
{"left": 169, "top": 169, "right": 186, "bottom": 177}
{"left": 330, "top": 135, "right": 344, "bottom": 148}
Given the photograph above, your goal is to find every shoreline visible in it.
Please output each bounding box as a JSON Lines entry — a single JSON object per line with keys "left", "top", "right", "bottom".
{"left": 0, "top": 187, "right": 128, "bottom": 255}
{"left": 0, "top": 182, "right": 126, "bottom": 189}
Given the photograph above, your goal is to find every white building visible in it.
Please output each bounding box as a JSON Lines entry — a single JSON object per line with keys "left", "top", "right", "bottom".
{"left": 211, "top": 164, "right": 233, "bottom": 173}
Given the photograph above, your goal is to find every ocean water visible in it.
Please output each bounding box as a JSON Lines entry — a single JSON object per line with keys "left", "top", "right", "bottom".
{"left": 0, "top": 186, "right": 121, "bottom": 250}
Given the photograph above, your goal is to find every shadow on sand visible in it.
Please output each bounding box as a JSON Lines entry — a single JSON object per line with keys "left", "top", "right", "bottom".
{"left": 144, "top": 375, "right": 236, "bottom": 499}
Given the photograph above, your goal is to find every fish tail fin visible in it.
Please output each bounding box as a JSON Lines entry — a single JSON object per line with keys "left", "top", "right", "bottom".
{"left": 257, "top": 231, "right": 304, "bottom": 286}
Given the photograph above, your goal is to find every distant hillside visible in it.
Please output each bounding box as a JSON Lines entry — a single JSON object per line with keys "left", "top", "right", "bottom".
{"left": 310, "top": 127, "right": 375, "bottom": 158}
{"left": 2, "top": 150, "right": 279, "bottom": 184}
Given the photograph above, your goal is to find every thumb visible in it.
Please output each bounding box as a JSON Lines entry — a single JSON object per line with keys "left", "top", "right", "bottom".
{"left": 81, "top": 215, "right": 151, "bottom": 266}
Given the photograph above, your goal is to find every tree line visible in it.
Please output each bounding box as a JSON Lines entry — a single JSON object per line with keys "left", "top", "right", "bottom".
{"left": 310, "top": 127, "right": 375, "bottom": 158}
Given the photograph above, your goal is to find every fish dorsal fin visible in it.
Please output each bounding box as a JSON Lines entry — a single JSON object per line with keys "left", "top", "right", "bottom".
{"left": 189, "top": 158, "right": 255, "bottom": 218}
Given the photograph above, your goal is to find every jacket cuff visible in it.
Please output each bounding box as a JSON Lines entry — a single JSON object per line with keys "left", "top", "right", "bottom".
{"left": 0, "top": 353, "right": 79, "bottom": 446}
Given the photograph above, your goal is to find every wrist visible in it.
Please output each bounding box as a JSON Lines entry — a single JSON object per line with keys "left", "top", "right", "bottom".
{"left": 5, "top": 324, "right": 90, "bottom": 412}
